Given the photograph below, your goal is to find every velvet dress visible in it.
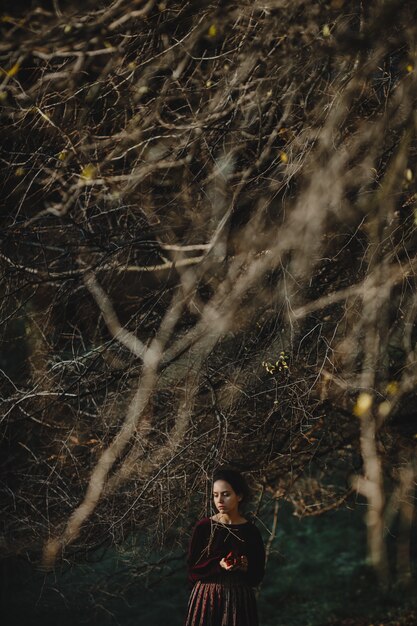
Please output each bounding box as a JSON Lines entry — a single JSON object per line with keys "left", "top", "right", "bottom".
{"left": 184, "top": 517, "right": 265, "bottom": 626}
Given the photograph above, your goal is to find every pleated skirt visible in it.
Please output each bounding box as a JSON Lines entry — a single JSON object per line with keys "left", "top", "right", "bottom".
{"left": 185, "top": 579, "right": 259, "bottom": 626}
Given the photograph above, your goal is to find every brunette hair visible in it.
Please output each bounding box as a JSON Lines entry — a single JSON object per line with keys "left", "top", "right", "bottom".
{"left": 212, "top": 467, "right": 251, "bottom": 505}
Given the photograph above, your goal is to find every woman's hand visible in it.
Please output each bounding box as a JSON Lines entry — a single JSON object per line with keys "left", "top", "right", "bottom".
{"left": 220, "top": 553, "right": 248, "bottom": 572}
{"left": 220, "top": 557, "right": 235, "bottom": 570}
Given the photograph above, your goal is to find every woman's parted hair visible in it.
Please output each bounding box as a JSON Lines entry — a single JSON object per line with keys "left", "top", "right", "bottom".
{"left": 212, "top": 467, "right": 251, "bottom": 505}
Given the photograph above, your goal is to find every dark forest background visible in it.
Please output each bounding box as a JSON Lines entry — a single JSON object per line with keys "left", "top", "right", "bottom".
{"left": 2, "top": 0, "right": 417, "bottom": 624}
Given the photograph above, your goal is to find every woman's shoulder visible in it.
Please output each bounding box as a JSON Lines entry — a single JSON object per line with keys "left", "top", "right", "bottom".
{"left": 243, "top": 519, "right": 265, "bottom": 544}
{"left": 235, "top": 517, "right": 263, "bottom": 537}
{"left": 193, "top": 516, "right": 212, "bottom": 528}
{"left": 245, "top": 517, "right": 262, "bottom": 530}
{"left": 188, "top": 517, "right": 211, "bottom": 541}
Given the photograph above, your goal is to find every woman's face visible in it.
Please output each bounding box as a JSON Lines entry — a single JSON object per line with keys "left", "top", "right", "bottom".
{"left": 212, "top": 479, "right": 242, "bottom": 515}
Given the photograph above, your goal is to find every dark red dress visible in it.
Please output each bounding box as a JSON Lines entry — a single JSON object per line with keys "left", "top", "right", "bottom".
{"left": 184, "top": 517, "right": 265, "bottom": 626}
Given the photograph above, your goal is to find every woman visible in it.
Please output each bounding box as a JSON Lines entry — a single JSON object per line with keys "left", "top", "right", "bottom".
{"left": 184, "top": 467, "right": 266, "bottom": 626}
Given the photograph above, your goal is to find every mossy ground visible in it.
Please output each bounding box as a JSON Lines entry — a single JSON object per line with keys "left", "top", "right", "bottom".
{"left": 2, "top": 502, "right": 417, "bottom": 626}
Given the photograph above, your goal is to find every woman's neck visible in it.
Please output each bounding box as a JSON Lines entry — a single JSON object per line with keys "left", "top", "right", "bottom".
{"left": 213, "top": 511, "right": 246, "bottom": 525}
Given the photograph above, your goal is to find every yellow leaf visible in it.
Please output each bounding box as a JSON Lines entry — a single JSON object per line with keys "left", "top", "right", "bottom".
{"left": 353, "top": 392, "right": 372, "bottom": 417}
{"left": 81, "top": 164, "right": 96, "bottom": 180}
{"left": 58, "top": 150, "right": 69, "bottom": 162}
{"left": 208, "top": 24, "right": 217, "bottom": 38}
{"left": 322, "top": 24, "right": 331, "bottom": 38}
{"left": 6, "top": 63, "right": 20, "bottom": 77}
{"left": 280, "top": 152, "right": 288, "bottom": 164}
{"left": 378, "top": 401, "right": 391, "bottom": 419}
{"left": 385, "top": 381, "right": 399, "bottom": 396}
{"left": 406, "top": 63, "right": 414, "bottom": 73}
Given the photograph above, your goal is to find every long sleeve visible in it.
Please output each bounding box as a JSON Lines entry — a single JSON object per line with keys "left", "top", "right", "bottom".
{"left": 245, "top": 525, "right": 266, "bottom": 587}
{"left": 185, "top": 518, "right": 266, "bottom": 589}
{"left": 186, "top": 520, "right": 223, "bottom": 586}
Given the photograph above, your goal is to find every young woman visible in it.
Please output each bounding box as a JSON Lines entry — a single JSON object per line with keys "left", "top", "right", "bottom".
{"left": 184, "top": 468, "right": 266, "bottom": 626}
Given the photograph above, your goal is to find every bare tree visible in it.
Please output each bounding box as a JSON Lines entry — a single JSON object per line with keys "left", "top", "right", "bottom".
{"left": 1, "top": 0, "right": 417, "bottom": 588}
